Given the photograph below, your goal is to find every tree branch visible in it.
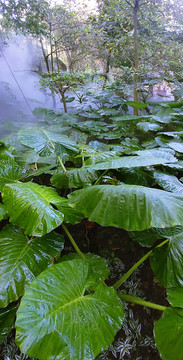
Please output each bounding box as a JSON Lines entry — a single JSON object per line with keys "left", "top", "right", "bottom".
{"left": 124, "top": 0, "right": 134, "bottom": 8}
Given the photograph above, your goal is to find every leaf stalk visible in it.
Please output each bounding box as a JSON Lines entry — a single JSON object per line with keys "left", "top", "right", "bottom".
{"left": 113, "top": 238, "right": 169, "bottom": 290}
{"left": 118, "top": 293, "right": 167, "bottom": 311}
{"left": 62, "top": 223, "right": 85, "bottom": 259}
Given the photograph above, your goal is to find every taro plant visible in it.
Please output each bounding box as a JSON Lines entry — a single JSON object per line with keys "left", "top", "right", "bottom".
{"left": 1, "top": 100, "right": 183, "bottom": 360}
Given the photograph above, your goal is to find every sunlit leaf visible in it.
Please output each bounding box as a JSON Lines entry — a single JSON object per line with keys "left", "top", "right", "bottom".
{"left": 16, "top": 259, "right": 124, "bottom": 360}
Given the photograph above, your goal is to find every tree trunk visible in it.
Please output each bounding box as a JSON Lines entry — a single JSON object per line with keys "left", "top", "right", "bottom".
{"left": 55, "top": 41, "right": 60, "bottom": 72}
{"left": 58, "top": 85, "right": 67, "bottom": 113}
{"left": 40, "top": 38, "right": 50, "bottom": 74}
{"left": 133, "top": 0, "right": 139, "bottom": 116}
{"left": 103, "top": 49, "right": 111, "bottom": 89}
{"left": 49, "top": 23, "right": 54, "bottom": 73}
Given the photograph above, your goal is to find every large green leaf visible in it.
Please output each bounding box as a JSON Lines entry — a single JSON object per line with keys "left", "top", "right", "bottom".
{"left": 111, "top": 115, "right": 151, "bottom": 122}
{"left": 60, "top": 253, "right": 110, "bottom": 281}
{"left": 154, "top": 108, "right": 173, "bottom": 123}
{"left": 51, "top": 168, "right": 98, "bottom": 189}
{"left": 130, "top": 226, "right": 183, "bottom": 247}
{"left": 119, "top": 168, "right": 153, "bottom": 187}
{"left": 85, "top": 153, "right": 176, "bottom": 171}
{"left": 98, "top": 107, "right": 119, "bottom": 116}
{"left": 126, "top": 100, "right": 147, "bottom": 109}
{"left": 156, "top": 136, "right": 183, "bottom": 153}
{"left": 167, "top": 288, "right": 183, "bottom": 308}
{"left": 166, "top": 141, "right": 183, "bottom": 153}
{"left": 137, "top": 122, "right": 162, "bottom": 132}
{"left": 15, "top": 149, "right": 39, "bottom": 165}
{"left": 32, "top": 107, "right": 57, "bottom": 120}
{"left": 0, "top": 224, "right": 64, "bottom": 307}
{"left": 167, "top": 101, "right": 183, "bottom": 108}
{"left": 0, "top": 142, "right": 14, "bottom": 159}
{"left": 2, "top": 182, "right": 64, "bottom": 236}
{"left": 0, "top": 204, "right": 7, "bottom": 221}
{"left": 154, "top": 172, "right": 183, "bottom": 194}
{"left": 154, "top": 307, "right": 183, "bottom": 360}
{"left": 166, "top": 160, "right": 183, "bottom": 169}
{"left": 69, "top": 185, "right": 183, "bottom": 231}
{"left": 54, "top": 198, "right": 84, "bottom": 224}
{"left": 16, "top": 259, "right": 124, "bottom": 360}
{"left": 136, "top": 149, "right": 177, "bottom": 162}
{"left": 150, "top": 232, "right": 183, "bottom": 287}
{"left": 0, "top": 302, "right": 17, "bottom": 344}
{"left": 18, "top": 128, "right": 79, "bottom": 156}
{"left": 0, "top": 159, "right": 24, "bottom": 191}
{"left": 85, "top": 151, "right": 118, "bottom": 166}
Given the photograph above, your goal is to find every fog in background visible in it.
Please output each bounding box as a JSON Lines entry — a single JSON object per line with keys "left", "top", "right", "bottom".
{"left": 0, "top": 35, "right": 63, "bottom": 138}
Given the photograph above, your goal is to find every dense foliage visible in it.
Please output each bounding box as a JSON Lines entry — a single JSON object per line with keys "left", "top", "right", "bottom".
{"left": 1, "top": 0, "right": 183, "bottom": 359}
{"left": 0, "top": 90, "right": 183, "bottom": 359}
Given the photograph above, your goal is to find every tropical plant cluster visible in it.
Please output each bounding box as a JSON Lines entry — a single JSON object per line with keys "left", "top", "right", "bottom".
{"left": 1, "top": 91, "right": 183, "bottom": 359}
{"left": 1, "top": 0, "right": 183, "bottom": 359}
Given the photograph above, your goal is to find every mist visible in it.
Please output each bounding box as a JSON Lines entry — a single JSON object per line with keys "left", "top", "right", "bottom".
{"left": 0, "top": 35, "right": 63, "bottom": 138}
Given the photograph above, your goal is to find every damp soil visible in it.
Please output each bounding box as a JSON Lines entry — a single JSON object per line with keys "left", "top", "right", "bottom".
{"left": 0, "top": 221, "right": 167, "bottom": 360}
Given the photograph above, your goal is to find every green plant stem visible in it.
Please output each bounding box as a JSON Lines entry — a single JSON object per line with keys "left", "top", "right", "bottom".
{"left": 94, "top": 169, "right": 108, "bottom": 185}
{"left": 118, "top": 293, "right": 167, "bottom": 311}
{"left": 62, "top": 223, "right": 85, "bottom": 259}
{"left": 57, "top": 155, "right": 67, "bottom": 173}
{"left": 113, "top": 238, "right": 169, "bottom": 290}
{"left": 47, "top": 135, "right": 67, "bottom": 173}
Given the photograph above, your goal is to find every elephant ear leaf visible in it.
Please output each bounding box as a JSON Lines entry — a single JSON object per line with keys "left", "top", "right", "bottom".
{"left": 154, "top": 307, "right": 183, "bottom": 360}
{"left": 85, "top": 153, "right": 176, "bottom": 170}
{"left": 0, "top": 302, "right": 17, "bottom": 344}
{"left": 16, "top": 259, "right": 124, "bottom": 360}
{"left": 69, "top": 185, "right": 183, "bottom": 231}
{"left": 51, "top": 168, "right": 98, "bottom": 189}
{"left": 2, "top": 182, "right": 64, "bottom": 236}
{"left": 167, "top": 287, "right": 183, "bottom": 308}
{"left": 0, "top": 224, "right": 64, "bottom": 307}
{"left": 18, "top": 128, "right": 79, "bottom": 157}
{"left": 0, "top": 159, "right": 24, "bottom": 191}
{"left": 154, "top": 171, "right": 183, "bottom": 194}
{"left": 0, "top": 204, "right": 7, "bottom": 221}
{"left": 60, "top": 253, "right": 110, "bottom": 282}
{"left": 154, "top": 287, "right": 183, "bottom": 360}
{"left": 151, "top": 232, "right": 183, "bottom": 287}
